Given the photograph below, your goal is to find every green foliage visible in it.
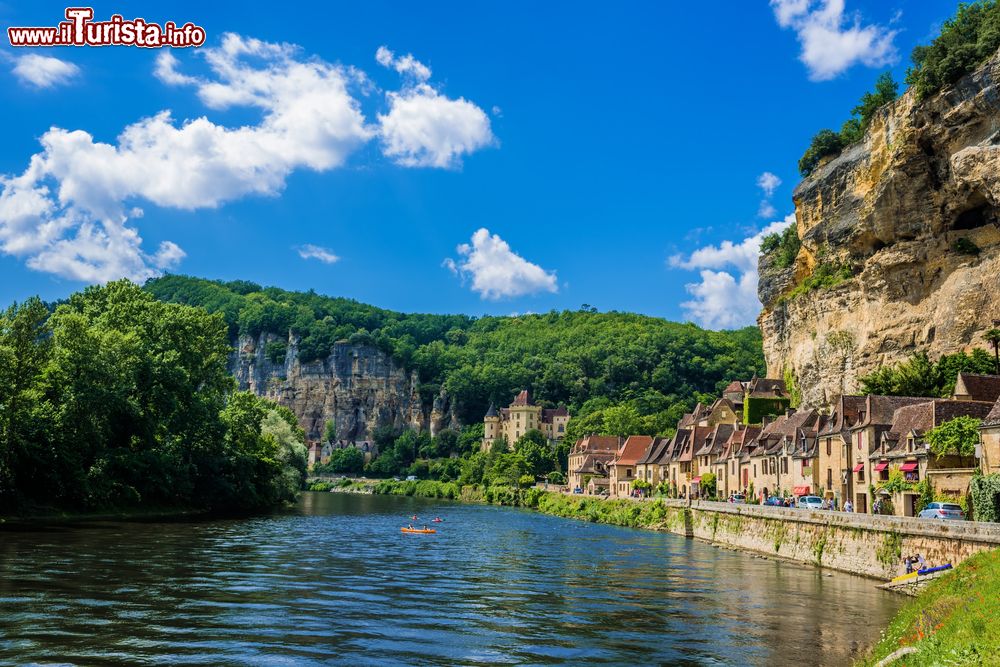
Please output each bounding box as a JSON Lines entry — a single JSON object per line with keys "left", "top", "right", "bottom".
{"left": 313, "top": 447, "right": 365, "bottom": 475}
{"left": 743, "top": 396, "right": 790, "bottom": 425}
{"left": 513, "top": 429, "right": 556, "bottom": 477}
{"left": 799, "top": 72, "right": 898, "bottom": 177}
{"left": 798, "top": 129, "right": 845, "bottom": 177}
{"left": 699, "top": 472, "right": 717, "bottom": 498}
{"left": 907, "top": 0, "right": 1000, "bottom": 99}
{"left": 952, "top": 237, "right": 981, "bottom": 255}
{"left": 860, "top": 549, "right": 1000, "bottom": 666}
{"left": 146, "top": 276, "right": 766, "bottom": 427}
{"left": 781, "top": 262, "right": 854, "bottom": 302}
{"left": 546, "top": 471, "right": 565, "bottom": 485}
{"left": 858, "top": 349, "right": 996, "bottom": 397}
{"left": 925, "top": 416, "right": 982, "bottom": 463}
{"left": 264, "top": 340, "right": 288, "bottom": 364}
{"left": 783, "top": 365, "right": 802, "bottom": 408}
{"left": 970, "top": 473, "right": 1000, "bottom": 522}
{"left": 851, "top": 72, "right": 899, "bottom": 130}
{"left": 0, "top": 280, "right": 306, "bottom": 515}
{"left": 879, "top": 468, "right": 917, "bottom": 494}
{"left": 760, "top": 224, "right": 801, "bottom": 269}
{"left": 915, "top": 479, "right": 936, "bottom": 515}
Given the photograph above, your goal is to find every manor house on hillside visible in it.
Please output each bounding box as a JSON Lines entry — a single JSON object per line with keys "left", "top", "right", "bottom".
{"left": 482, "top": 390, "right": 570, "bottom": 451}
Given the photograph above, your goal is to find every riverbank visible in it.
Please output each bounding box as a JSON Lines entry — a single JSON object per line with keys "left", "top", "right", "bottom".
{"left": 0, "top": 505, "right": 213, "bottom": 528}
{"left": 859, "top": 548, "right": 1000, "bottom": 665}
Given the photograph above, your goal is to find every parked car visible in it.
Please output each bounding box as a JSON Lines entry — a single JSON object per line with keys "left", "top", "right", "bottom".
{"left": 917, "top": 502, "right": 965, "bottom": 520}
{"left": 405, "top": 475, "right": 417, "bottom": 481}
{"left": 572, "top": 487, "right": 583, "bottom": 494}
{"left": 797, "top": 495, "right": 825, "bottom": 510}
{"left": 764, "top": 496, "right": 785, "bottom": 506}
{"left": 729, "top": 494, "right": 746, "bottom": 504}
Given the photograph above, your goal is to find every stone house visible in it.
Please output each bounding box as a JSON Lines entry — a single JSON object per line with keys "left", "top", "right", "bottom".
{"left": 727, "top": 425, "right": 761, "bottom": 497}
{"left": 981, "top": 395, "right": 1000, "bottom": 475}
{"left": 566, "top": 435, "right": 620, "bottom": 491}
{"left": 789, "top": 424, "right": 823, "bottom": 498}
{"left": 819, "top": 395, "right": 867, "bottom": 510}
{"left": 635, "top": 435, "right": 670, "bottom": 486}
{"left": 872, "top": 399, "right": 993, "bottom": 516}
{"left": 952, "top": 372, "right": 1000, "bottom": 403}
{"left": 693, "top": 423, "right": 734, "bottom": 498}
{"left": 608, "top": 435, "right": 654, "bottom": 497}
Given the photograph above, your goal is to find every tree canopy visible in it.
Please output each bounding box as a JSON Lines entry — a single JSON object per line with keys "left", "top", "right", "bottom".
{"left": 0, "top": 280, "right": 306, "bottom": 515}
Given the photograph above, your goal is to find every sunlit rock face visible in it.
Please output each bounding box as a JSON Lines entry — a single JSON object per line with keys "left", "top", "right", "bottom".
{"left": 232, "top": 334, "right": 458, "bottom": 442}
{"left": 759, "top": 48, "right": 1000, "bottom": 408}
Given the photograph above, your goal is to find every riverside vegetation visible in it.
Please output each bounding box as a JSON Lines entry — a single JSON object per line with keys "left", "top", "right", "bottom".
{"left": 0, "top": 280, "right": 307, "bottom": 517}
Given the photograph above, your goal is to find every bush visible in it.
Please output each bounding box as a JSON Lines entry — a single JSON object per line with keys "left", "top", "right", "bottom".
{"left": 799, "top": 129, "right": 845, "bottom": 177}
{"left": 970, "top": 473, "right": 1000, "bottom": 522}
{"left": 264, "top": 340, "right": 288, "bottom": 364}
{"left": 907, "top": 1, "right": 1000, "bottom": 100}
{"left": 952, "top": 237, "right": 981, "bottom": 255}
{"left": 781, "top": 262, "right": 853, "bottom": 302}
{"left": 760, "top": 224, "right": 801, "bottom": 269}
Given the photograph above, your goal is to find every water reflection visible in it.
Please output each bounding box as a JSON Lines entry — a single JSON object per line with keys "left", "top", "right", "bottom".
{"left": 0, "top": 492, "right": 900, "bottom": 665}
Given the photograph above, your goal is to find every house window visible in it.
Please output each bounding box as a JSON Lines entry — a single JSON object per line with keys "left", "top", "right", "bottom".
{"left": 826, "top": 440, "right": 831, "bottom": 456}
{"left": 781, "top": 458, "right": 788, "bottom": 474}
{"left": 753, "top": 464, "right": 757, "bottom": 476}
{"left": 826, "top": 468, "right": 833, "bottom": 490}
{"left": 626, "top": 468, "right": 632, "bottom": 478}
{"left": 558, "top": 424, "right": 564, "bottom": 432}
{"left": 858, "top": 468, "right": 865, "bottom": 482}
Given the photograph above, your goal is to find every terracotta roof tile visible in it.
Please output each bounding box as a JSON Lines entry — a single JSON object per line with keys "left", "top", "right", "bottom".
{"left": 613, "top": 435, "right": 655, "bottom": 466}
{"left": 954, "top": 373, "right": 1000, "bottom": 403}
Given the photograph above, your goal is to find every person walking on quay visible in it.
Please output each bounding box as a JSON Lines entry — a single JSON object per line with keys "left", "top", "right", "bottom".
{"left": 844, "top": 499, "right": 854, "bottom": 513}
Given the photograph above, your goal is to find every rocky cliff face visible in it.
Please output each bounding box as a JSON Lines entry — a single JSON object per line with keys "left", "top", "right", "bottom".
{"left": 232, "top": 334, "right": 459, "bottom": 442}
{"left": 759, "top": 49, "right": 1000, "bottom": 408}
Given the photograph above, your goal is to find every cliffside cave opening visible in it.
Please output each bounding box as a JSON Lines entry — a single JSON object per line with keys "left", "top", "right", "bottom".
{"left": 952, "top": 192, "right": 996, "bottom": 231}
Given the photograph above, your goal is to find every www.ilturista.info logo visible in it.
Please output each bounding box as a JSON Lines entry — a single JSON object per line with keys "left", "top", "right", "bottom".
{"left": 8, "top": 8, "right": 206, "bottom": 48}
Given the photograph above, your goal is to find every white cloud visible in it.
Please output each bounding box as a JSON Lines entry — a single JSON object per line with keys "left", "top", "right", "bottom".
{"left": 757, "top": 171, "right": 782, "bottom": 196}
{"left": 375, "top": 45, "right": 494, "bottom": 169}
{"left": 445, "top": 228, "right": 557, "bottom": 300}
{"left": 0, "top": 34, "right": 491, "bottom": 283}
{"left": 375, "top": 46, "right": 432, "bottom": 81}
{"left": 770, "top": 0, "right": 897, "bottom": 80}
{"left": 297, "top": 244, "right": 339, "bottom": 264}
{"left": 758, "top": 200, "right": 778, "bottom": 219}
{"left": 12, "top": 54, "right": 79, "bottom": 88}
{"left": 670, "top": 214, "right": 795, "bottom": 329}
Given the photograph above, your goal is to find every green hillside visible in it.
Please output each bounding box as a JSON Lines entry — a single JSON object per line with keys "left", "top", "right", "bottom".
{"left": 145, "top": 275, "right": 765, "bottom": 430}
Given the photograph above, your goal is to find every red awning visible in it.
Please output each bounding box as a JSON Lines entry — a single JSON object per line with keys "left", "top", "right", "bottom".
{"left": 852, "top": 463, "right": 865, "bottom": 473}
{"left": 793, "top": 486, "right": 810, "bottom": 495}
{"left": 900, "top": 461, "right": 919, "bottom": 472}
{"left": 691, "top": 476, "right": 701, "bottom": 483}
{"left": 874, "top": 462, "right": 889, "bottom": 472}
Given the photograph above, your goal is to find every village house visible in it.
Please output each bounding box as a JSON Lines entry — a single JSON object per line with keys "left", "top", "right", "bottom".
{"left": 817, "top": 395, "right": 867, "bottom": 510}
{"left": 981, "top": 394, "right": 1000, "bottom": 475}
{"left": 567, "top": 435, "right": 621, "bottom": 492}
{"left": 693, "top": 423, "right": 734, "bottom": 499}
{"left": 952, "top": 372, "right": 1000, "bottom": 403}
{"left": 851, "top": 396, "right": 941, "bottom": 513}
{"left": 726, "top": 425, "right": 760, "bottom": 497}
{"left": 608, "top": 435, "right": 654, "bottom": 497}
{"left": 482, "top": 390, "right": 570, "bottom": 451}
{"left": 872, "top": 399, "right": 994, "bottom": 516}
{"left": 789, "top": 419, "right": 823, "bottom": 498}
{"left": 635, "top": 435, "right": 670, "bottom": 486}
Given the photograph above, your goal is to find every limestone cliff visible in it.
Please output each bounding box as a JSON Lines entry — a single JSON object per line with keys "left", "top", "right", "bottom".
{"left": 759, "top": 49, "right": 1000, "bottom": 408}
{"left": 232, "top": 333, "right": 459, "bottom": 442}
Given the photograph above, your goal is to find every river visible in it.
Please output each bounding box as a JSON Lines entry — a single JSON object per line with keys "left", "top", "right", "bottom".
{"left": 0, "top": 492, "right": 902, "bottom": 665}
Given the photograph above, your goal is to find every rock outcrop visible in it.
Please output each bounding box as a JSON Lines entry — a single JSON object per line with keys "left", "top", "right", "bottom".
{"left": 232, "top": 333, "right": 459, "bottom": 442}
{"left": 759, "top": 49, "right": 1000, "bottom": 408}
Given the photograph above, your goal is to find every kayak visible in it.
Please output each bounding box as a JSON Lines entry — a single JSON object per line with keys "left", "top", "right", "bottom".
{"left": 918, "top": 564, "right": 952, "bottom": 576}
{"left": 890, "top": 572, "right": 918, "bottom": 583}
{"left": 401, "top": 527, "right": 436, "bottom": 534}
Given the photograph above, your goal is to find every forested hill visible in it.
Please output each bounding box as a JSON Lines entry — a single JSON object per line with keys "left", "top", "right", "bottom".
{"left": 145, "top": 275, "right": 765, "bottom": 431}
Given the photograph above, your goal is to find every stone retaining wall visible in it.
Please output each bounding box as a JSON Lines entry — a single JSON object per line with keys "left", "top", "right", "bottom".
{"left": 655, "top": 499, "right": 1000, "bottom": 580}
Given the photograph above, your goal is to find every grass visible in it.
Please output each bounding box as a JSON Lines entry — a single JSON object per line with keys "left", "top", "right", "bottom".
{"left": 858, "top": 548, "right": 1000, "bottom": 666}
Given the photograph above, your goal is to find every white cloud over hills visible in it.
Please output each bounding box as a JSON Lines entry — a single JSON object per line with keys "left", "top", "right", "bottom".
{"left": 0, "top": 35, "right": 494, "bottom": 283}
{"left": 670, "top": 213, "right": 795, "bottom": 329}
{"left": 444, "top": 228, "right": 558, "bottom": 300}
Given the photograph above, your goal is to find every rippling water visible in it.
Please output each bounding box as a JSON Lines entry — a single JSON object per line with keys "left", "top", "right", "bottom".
{"left": 0, "top": 492, "right": 901, "bottom": 665}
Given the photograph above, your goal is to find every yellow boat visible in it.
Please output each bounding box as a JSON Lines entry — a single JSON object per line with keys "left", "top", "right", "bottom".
{"left": 890, "top": 571, "right": 919, "bottom": 584}
{"left": 401, "top": 527, "right": 436, "bottom": 534}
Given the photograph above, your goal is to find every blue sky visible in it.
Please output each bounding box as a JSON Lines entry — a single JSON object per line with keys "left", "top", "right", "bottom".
{"left": 0, "top": 1, "right": 958, "bottom": 327}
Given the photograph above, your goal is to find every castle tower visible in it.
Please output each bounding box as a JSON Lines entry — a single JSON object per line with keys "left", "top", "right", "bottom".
{"left": 483, "top": 403, "right": 500, "bottom": 451}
